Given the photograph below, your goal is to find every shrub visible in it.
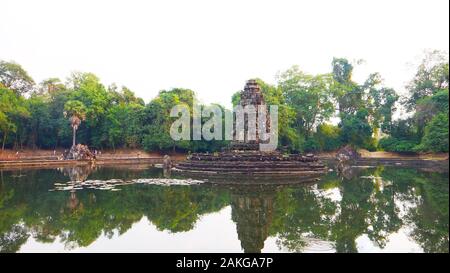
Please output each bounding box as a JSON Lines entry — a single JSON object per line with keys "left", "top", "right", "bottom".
{"left": 315, "top": 123, "right": 342, "bottom": 151}
{"left": 416, "top": 113, "right": 449, "bottom": 152}
{"left": 303, "top": 138, "right": 321, "bottom": 152}
{"left": 379, "top": 137, "right": 418, "bottom": 153}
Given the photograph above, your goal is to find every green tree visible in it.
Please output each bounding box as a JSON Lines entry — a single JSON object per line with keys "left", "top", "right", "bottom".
{"left": 405, "top": 50, "right": 449, "bottom": 110}
{"left": 24, "top": 95, "right": 54, "bottom": 149}
{"left": 0, "top": 86, "right": 29, "bottom": 150}
{"left": 331, "top": 58, "right": 399, "bottom": 150}
{"left": 369, "top": 85, "right": 399, "bottom": 134}
{"left": 64, "top": 100, "right": 87, "bottom": 147}
{"left": 339, "top": 109, "right": 373, "bottom": 148}
{"left": 315, "top": 123, "right": 342, "bottom": 151}
{"left": 105, "top": 103, "right": 144, "bottom": 150}
{"left": 416, "top": 113, "right": 449, "bottom": 152}
{"left": 277, "top": 66, "right": 335, "bottom": 145}
{"left": 142, "top": 88, "right": 195, "bottom": 152}
{"left": 0, "top": 60, "right": 35, "bottom": 95}
{"left": 331, "top": 58, "right": 362, "bottom": 116}
{"left": 414, "top": 89, "right": 449, "bottom": 136}
{"left": 38, "top": 78, "right": 65, "bottom": 97}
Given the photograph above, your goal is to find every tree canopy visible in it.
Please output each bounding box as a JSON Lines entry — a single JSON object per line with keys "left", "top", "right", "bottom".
{"left": 0, "top": 50, "right": 448, "bottom": 153}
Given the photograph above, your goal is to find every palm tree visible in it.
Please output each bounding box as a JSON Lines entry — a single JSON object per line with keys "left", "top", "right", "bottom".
{"left": 64, "top": 100, "right": 86, "bottom": 147}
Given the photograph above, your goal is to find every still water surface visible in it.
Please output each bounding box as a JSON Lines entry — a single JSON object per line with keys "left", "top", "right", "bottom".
{"left": 0, "top": 164, "right": 448, "bottom": 253}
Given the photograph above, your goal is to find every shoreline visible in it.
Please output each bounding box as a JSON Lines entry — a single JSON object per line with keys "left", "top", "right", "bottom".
{"left": 1, "top": 152, "right": 448, "bottom": 171}
{"left": 0, "top": 148, "right": 185, "bottom": 169}
{"left": 0, "top": 157, "right": 167, "bottom": 170}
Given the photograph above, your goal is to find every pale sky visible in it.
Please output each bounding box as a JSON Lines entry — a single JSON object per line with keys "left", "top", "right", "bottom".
{"left": 1, "top": 0, "right": 449, "bottom": 108}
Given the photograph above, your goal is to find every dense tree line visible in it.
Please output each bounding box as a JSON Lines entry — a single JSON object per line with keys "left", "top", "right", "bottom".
{"left": 0, "top": 50, "right": 448, "bottom": 153}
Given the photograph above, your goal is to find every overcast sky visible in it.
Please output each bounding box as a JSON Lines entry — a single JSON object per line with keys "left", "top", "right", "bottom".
{"left": 1, "top": 0, "right": 449, "bottom": 108}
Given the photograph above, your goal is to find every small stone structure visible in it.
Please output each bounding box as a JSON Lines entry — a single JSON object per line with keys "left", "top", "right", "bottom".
{"left": 175, "top": 80, "right": 327, "bottom": 179}
{"left": 336, "top": 145, "right": 360, "bottom": 162}
{"left": 335, "top": 145, "right": 360, "bottom": 177}
{"left": 163, "top": 155, "right": 172, "bottom": 169}
{"left": 63, "top": 144, "right": 95, "bottom": 160}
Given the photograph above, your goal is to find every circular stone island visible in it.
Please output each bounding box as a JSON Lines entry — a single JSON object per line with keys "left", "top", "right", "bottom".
{"left": 173, "top": 150, "right": 328, "bottom": 183}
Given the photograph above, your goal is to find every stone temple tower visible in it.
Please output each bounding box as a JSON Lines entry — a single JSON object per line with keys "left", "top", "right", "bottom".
{"left": 230, "top": 79, "right": 271, "bottom": 151}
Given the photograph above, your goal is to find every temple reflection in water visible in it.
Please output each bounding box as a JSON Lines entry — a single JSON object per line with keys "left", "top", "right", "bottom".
{"left": 230, "top": 185, "right": 275, "bottom": 253}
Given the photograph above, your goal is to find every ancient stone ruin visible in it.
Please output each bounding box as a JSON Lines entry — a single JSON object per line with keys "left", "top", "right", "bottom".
{"left": 231, "top": 79, "right": 270, "bottom": 149}
{"left": 63, "top": 144, "right": 95, "bottom": 160}
{"left": 335, "top": 145, "right": 361, "bottom": 178}
{"left": 336, "top": 145, "right": 360, "bottom": 162}
{"left": 174, "top": 79, "right": 327, "bottom": 180}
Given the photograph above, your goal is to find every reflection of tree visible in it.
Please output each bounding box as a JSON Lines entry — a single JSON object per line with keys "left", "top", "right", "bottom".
{"left": 366, "top": 179, "right": 403, "bottom": 247}
{"left": 332, "top": 177, "right": 375, "bottom": 252}
{"left": 379, "top": 168, "right": 449, "bottom": 252}
{"left": 318, "top": 168, "right": 403, "bottom": 252}
{"left": 269, "top": 182, "right": 337, "bottom": 252}
{"left": 270, "top": 167, "right": 448, "bottom": 253}
{"left": 0, "top": 168, "right": 232, "bottom": 251}
{"left": 146, "top": 187, "right": 201, "bottom": 232}
{"left": 333, "top": 166, "right": 403, "bottom": 251}
{"left": 405, "top": 173, "right": 449, "bottom": 253}
{"left": 0, "top": 178, "right": 30, "bottom": 253}
{"left": 0, "top": 225, "right": 29, "bottom": 253}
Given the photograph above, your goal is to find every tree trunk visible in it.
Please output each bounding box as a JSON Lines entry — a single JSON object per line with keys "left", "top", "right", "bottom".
{"left": 72, "top": 127, "right": 76, "bottom": 147}
{"left": 2, "top": 133, "right": 7, "bottom": 151}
